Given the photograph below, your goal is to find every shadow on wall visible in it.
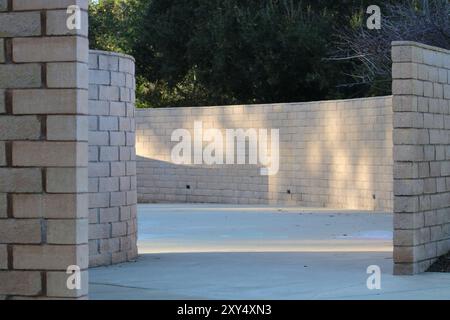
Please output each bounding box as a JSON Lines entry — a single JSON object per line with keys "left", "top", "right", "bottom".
{"left": 135, "top": 96, "right": 394, "bottom": 211}
{"left": 137, "top": 157, "right": 269, "bottom": 204}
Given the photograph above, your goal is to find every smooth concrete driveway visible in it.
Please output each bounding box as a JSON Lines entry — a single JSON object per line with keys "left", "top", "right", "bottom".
{"left": 89, "top": 204, "right": 450, "bottom": 300}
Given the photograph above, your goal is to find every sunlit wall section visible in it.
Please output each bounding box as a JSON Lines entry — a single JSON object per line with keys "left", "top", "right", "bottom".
{"left": 135, "top": 96, "right": 393, "bottom": 211}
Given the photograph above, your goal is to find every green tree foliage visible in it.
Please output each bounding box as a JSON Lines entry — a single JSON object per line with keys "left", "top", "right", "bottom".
{"left": 89, "top": 0, "right": 391, "bottom": 108}
{"left": 89, "top": 0, "right": 148, "bottom": 53}
{"left": 137, "top": 0, "right": 336, "bottom": 107}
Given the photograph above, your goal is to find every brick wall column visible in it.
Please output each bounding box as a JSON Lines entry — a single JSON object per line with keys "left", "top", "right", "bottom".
{"left": 88, "top": 50, "right": 138, "bottom": 267}
{"left": 392, "top": 41, "right": 450, "bottom": 275}
{"left": 0, "top": 0, "right": 89, "bottom": 299}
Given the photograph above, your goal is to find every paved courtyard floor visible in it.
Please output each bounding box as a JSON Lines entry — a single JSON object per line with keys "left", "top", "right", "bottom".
{"left": 89, "top": 204, "right": 450, "bottom": 300}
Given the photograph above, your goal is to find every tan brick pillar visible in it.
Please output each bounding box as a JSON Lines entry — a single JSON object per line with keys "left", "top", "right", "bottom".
{"left": 88, "top": 50, "right": 138, "bottom": 267}
{"left": 0, "top": 1, "right": 89, "bottom": 298}
{"left": 392, "top": 41, "right": 450, "bottom": 275}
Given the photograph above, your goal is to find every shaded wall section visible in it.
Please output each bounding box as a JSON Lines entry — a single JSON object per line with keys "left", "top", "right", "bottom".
{"left": 392, "top": 41, "right": 450, "bottom": 275}
{"left": 136, "top": 96, "right": 393, "bottom": 211}
{"left": 88, "top": 50, "right": 138, "bottom": 267}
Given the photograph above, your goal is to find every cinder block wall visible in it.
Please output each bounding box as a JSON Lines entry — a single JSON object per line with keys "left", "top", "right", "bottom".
{"left": 136, "top": 96, "right": 393, "bottom": 211}
{"left": 392, "top": 41, "right": 450, "bottom": 274}
{"left": 0, "top": 0, "right": 89, "bottom": 299}
{"left": 88, "top": 50, "right": 138, "bottom": 267}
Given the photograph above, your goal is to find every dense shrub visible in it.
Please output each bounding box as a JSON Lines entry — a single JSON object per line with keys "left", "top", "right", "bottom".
{"left": 90, "top": 0, "right": 414, "bottom": 108}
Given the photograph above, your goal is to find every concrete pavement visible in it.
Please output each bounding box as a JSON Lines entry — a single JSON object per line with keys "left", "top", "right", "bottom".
{"left": 89, "top": 204, "right": 450, "bottom": 300}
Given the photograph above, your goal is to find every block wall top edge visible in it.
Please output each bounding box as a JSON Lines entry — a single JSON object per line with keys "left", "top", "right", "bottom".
{"left": 12, "top": 0, "right": 89, "bottom": 11}
{"left": 12, "top": 0, "right": 88, "bottom": 11}
{"left": 392, "top": 41, "right": 450, "bottom": 55}
{"left": 134, "top": 95, "right": 393, "bottom": 113}
{"left": 89, "top": 50, "right": 135, "bottom": 62}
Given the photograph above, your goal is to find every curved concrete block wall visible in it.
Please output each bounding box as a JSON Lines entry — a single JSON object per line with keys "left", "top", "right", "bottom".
{"left": 88, "top": 50, "right": 138, "bottom": 267}
{"left": 136, "top": 96, "right": 394, "bottom": 211}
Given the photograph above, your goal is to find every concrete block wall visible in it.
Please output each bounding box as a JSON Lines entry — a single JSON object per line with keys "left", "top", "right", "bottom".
{"left": 136, "top": 96, "right": 393, "bottom": 211}
{"left": 88, "top": 50, "right": 138, "bottom": 267}
{"left": 392, "top": 41, "right": 450, "bottom": 274}
{"left": 0, "top": 0, "right": 89, "bottom": 299}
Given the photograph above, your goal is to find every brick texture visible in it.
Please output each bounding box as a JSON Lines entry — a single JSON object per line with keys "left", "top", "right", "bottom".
{"left": 392, "top": 42, "right": 450, "bottom": 275}
{"left": 136, "top": 97, "right": 394, "bottom": 210}
{"left": 0, "top": 4, "right": 89, "bottom": 299}
{"left": 88, "top": 51, "right": 138, "bottom": 267}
